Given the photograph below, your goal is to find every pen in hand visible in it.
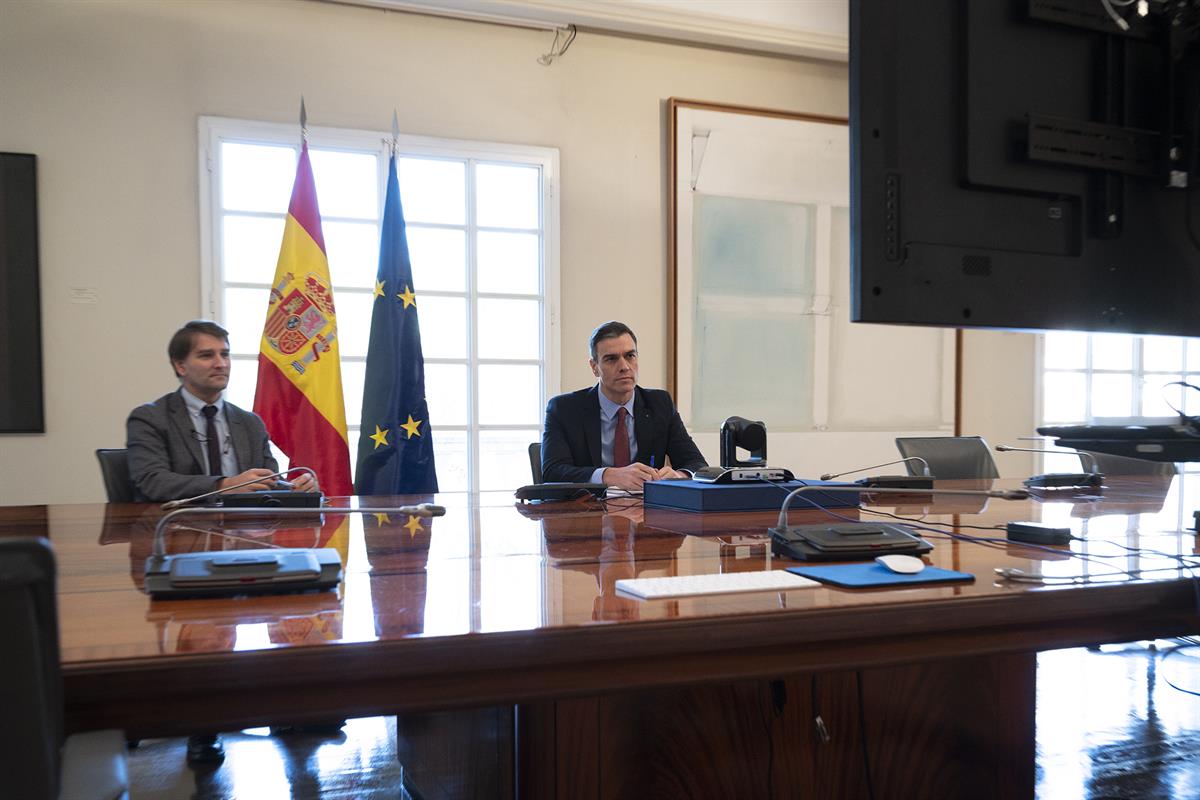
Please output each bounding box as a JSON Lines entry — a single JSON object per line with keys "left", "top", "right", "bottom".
{"left": 650, "top": 455, "right": 669, "bottom": 478}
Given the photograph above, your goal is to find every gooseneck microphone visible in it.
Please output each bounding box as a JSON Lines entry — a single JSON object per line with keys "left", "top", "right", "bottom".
{"left": 995, "top": 444, "right": 1098, "bottom": 473}
{"left": 819, "top": 457, "right": 931, "bottom": 481}
{"left": 767, "top": 484, "right": 1029, "bottom": 562}
{"left": 774, "top": 484, "right": 1029, "bottom": 531}
{"left": 144, "top": 502, "right": 448, "bottom": 597}
{"left": 995, "top": 444, "right": 1105, "bottom": 489}
{"left": 160, "top": 466, "right": 320, "bottom": 510}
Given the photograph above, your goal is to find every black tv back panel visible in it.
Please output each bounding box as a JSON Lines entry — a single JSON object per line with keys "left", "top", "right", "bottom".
{"left": 852, "top": 0, "right": 1200, "bottom": 337}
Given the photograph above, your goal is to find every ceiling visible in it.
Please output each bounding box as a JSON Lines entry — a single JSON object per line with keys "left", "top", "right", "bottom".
{"left": 325, "top": 0, "right": 849, "bottom": 61}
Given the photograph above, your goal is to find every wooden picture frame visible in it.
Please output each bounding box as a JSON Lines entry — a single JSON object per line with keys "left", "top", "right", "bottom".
{"left": 667, "top": 99, "right": 959, "bottom": 474}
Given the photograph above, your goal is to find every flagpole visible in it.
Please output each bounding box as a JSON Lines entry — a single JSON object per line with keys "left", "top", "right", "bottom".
{"left": 300, "top": 96, "right": 308, "bottom": 143}
{"left": 391, "top": 109, "right": 399, "bottom": 157}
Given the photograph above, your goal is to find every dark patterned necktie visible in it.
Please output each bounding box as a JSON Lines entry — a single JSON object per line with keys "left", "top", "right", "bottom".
{"left": 202, "top": 405, "right": 222, "bottom": 476}
{"left": 613, "top": 407, "right": 630, "bottom": 468}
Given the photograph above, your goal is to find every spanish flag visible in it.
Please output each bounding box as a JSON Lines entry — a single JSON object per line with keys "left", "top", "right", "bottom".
{"left": 253, "top": 141, "right": 353, "bottom": 496}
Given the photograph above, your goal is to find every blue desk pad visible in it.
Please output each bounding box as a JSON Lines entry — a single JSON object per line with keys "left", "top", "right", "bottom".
{"left": 786, "top": 563, "right": 974, "bottom": 588}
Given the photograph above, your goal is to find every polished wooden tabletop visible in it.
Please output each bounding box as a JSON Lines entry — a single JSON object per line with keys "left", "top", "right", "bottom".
{"left": 2, "top": 479, "right": 1198, "bottom": 735}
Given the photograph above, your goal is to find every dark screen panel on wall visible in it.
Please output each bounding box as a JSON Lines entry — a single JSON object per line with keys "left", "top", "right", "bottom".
{"left": 0, "top": 153, "right": 45, "bottom": 432}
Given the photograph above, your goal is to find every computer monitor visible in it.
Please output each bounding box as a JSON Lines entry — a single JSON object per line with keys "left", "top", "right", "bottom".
{"left": 851, "top": 0, "right": 1200, "bottom": 336}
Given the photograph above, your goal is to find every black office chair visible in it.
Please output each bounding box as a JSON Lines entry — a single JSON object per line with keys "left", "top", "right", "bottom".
{"left": 95, "top": 449, "right": 135, "bottom": 503}
{"left": 528, "top": 442, "right": 543, "bottom": 484}
{"left": 895, "top": 436, "right": 1001, "bottom": 479}
{"left": 0, "top": 537, "right": 129, "bottom": 800}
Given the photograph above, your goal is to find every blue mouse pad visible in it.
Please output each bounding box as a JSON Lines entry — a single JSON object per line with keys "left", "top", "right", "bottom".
{"left": 786, "top": 563, "right": 974, "bottom": 588}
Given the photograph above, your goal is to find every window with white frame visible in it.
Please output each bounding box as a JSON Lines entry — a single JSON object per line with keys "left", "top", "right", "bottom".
{"left": 1038, "top": 330, "right": 1200, "bottom": 569}
{"left": 199, "top": 118, "right": 559, "bottom": 492}
{"left": 1039, "top": 331, "right": 1200, "bottom": 475}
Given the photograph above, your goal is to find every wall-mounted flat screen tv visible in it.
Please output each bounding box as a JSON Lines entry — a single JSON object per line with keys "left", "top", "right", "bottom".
{"left": 852, "top": 0, "right": 1200, "bottom": 336}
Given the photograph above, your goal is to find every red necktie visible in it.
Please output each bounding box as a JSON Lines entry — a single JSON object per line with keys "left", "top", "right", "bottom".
{"left": 613, "top": 407, "right": 630, "bottom": 467}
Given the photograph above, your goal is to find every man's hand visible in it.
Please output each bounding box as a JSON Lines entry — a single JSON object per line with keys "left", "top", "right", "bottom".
{"left": 602, "top": 463, "right": 659, "bottom": 491}
{"left": 288, "top": 472, "right": 317, "bottom": 492}
{"left": 218, "top": 468, "right": 277, "bottom": 493}
{"left": 653, "top": 466, "right": 689, "bottom": 480}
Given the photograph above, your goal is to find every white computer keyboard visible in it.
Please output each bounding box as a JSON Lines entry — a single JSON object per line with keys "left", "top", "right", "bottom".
{"left": 615, "top": 569, "right": 818, "bottom": 600}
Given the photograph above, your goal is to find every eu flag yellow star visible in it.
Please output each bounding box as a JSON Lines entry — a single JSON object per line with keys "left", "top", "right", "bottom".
{"left": 404, "top": 515, "right": 424, "bottom": 538}
{"left": 400, "top": 414, "right": 422, "bottom": 438}
{"left": 397, "top": 285, "right": 416, "bottom": 309}
{"left": 369, "top": 424, "right": 389, "bottom": 449}
{"left": 373, "top": 512, "right": 391, "bottom": 526}
{"left": 373, "top": 280, "right": 386, "bottom": 298}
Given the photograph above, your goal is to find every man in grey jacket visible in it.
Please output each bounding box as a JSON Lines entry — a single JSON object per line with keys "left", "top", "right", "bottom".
{"left": 126, "top": 319, "right": 314, "bottom": 503}
{"left": 125, "top": 319, "right": 316, "bottom": 765}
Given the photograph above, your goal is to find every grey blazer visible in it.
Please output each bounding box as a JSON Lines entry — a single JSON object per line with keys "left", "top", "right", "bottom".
{"left": 125, "top": 389, "right": 278, "bottom": 502}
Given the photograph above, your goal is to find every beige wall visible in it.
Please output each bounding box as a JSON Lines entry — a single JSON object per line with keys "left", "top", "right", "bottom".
{"left": 961, "top": 330, "right": 1039, "bottom": 479}
{"left": 0, "top": 0, "right": 852, "bottom": 504}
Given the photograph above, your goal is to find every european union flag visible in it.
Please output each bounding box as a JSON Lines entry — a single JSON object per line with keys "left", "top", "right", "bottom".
{"left": 354, "top": 154, "right": 439, "bottom": 495}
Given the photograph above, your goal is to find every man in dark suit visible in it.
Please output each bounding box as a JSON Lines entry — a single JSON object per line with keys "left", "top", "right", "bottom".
{"left": 126, "top": 320, "right": 315, "bottom": 503}
{"left": 125, "top": 319, "right": 316, "bottom": 765}
{"left": 541, "top": 321, "right": 707, "bottom": 490}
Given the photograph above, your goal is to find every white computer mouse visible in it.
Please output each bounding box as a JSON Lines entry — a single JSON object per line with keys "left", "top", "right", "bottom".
{"left": 875, "top": 554, "right": 926, "bottom": 574}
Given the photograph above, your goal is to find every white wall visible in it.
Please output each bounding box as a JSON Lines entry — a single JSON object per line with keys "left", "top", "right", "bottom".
{"left": 0, "top": 0, "right": 851, "bottom": 504}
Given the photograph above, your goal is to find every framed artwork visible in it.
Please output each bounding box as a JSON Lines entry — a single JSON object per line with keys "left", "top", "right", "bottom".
{"left": 668, "top": 99, "right": 957, "bottom": 474}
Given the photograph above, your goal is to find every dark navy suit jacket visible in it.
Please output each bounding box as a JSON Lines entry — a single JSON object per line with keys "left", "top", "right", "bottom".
{"left": 540, "top": 385, "right": 707, "bottom": 483}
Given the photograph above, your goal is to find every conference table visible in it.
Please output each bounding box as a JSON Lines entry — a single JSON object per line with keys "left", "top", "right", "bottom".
{"left": 2, "top": 478, "right": 1198, "bottom": 798}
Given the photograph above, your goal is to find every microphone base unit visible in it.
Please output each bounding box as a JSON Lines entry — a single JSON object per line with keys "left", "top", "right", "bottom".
{"left": 515, "top": 483, "right": 607, "bottom": 502}
{"left": 854, "top": 475, "right": 934, "bottom": 489}
{"left": 770, "top": 522, "right": 933, "bottom": 562}
{"left": 144, "top": 547, "right": 343, "bottom": 598}
{"left": 216, "top": 490, "right": 324, "bottom": 508}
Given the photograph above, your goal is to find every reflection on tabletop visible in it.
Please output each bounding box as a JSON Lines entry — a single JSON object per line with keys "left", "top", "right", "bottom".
{"left": 1067, "top": 474, "right": 1174, "bottom": 518}
{"left": 4, "top": 480, "right": 1198, "bottom": 665}
{"left": 537, "top": 503, "right": 682, "bottom": 622}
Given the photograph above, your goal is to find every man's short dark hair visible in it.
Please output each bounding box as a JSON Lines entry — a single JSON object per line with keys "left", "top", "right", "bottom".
{"left": 589, "top": 321, "right": 637, "bottom": 360}
{"left": 168, "top": 320, "right": 229, "bottom": 373}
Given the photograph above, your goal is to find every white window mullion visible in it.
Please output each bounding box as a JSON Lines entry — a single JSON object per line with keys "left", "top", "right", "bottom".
{"left": 1132, "top": 336, "right": 1144, "bottom": 417}
{"left": 466, "top": 158, "right": 481, "bottom": 494}
{"left": 1084, "top": 336, "right": 1094, "bottom": 420}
